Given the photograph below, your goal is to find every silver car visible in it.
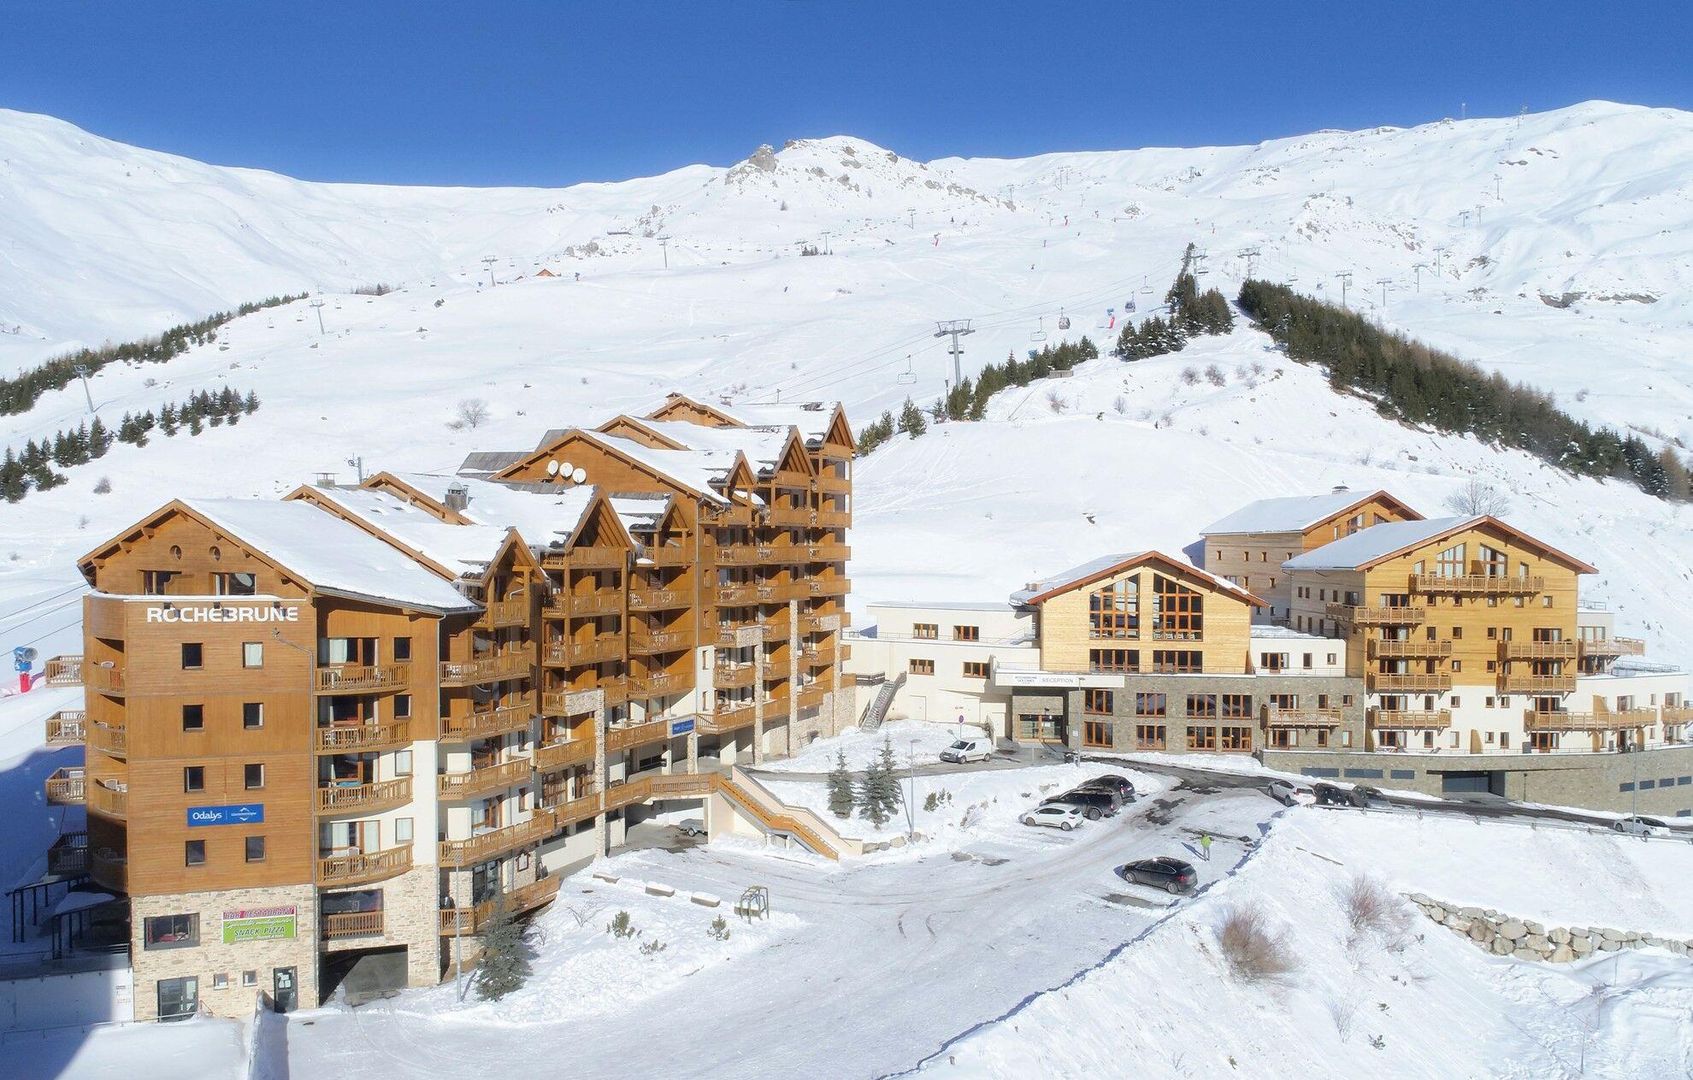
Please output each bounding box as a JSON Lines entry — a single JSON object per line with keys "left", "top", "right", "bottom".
{"left": 1020, "top": 804, "right": 1084, "bottom": 831}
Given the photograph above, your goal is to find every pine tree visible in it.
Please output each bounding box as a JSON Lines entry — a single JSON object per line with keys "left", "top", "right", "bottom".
{"left": 473, "top": 892, "right": 532, "bottom": 1001}
{"left": 188, "top": 413, "right": 204, "bottom": 437}
{"left": 827, "top": 750, "right": 855, "bottom": 818}
{"left": 88, "top": 417, "right": 112, "bottom": 458}
{"left": 243, "top": 390, "right": 260, "bottom": 414}
{"left": 856, "top": 737, "right": 903, "bottom": 827}
{"left": 896, "top": 397, "right": 926, "bottom": 439}
{"left": 159, "top": 403, "right": 178, "bottom": 436}
{"left": 0, "top": 448, "right": 26, "bottom": 503}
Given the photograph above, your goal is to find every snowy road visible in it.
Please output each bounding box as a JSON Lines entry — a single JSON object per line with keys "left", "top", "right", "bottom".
{"left": 286, "top": 782, "right": 1278, "bottom": 1080}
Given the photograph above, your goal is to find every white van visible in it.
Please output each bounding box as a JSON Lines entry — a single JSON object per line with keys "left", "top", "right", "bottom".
{"left": 940, "top": 737, "right": 993, "bottom": 764}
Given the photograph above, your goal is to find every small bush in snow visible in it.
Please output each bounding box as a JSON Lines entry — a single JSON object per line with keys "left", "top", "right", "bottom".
{"left": 639, "top": 939, "right": 667, "bottom": 957}
{"left": 708, "top": 916, "right": 731, "bottom": 941}
{"left": 1342, "top": 876, "right": 1410, "bottom": 943}
{"left": 93, "top": 476, "right": 111, "bottom": 494}
{"left": 1180, "top": 366, "right": 1200, "bottom": 386}
{"left": 1217, "top": 904, "right": 1297, "bottom": 982}
{"left": 1112, "top": 395, "right": 1127, "bottom": 414}
{"left": 607, "top": 911, "right": 636, "bottom": 939}
{"left": 1204, "top": 364, "right": 1226, "bottom": 386}
{"left": 453, "top": 398, "right": 491, "bottom": 430}
{"left": 1045, "top": 388, "right": 1066, "bottom": 413}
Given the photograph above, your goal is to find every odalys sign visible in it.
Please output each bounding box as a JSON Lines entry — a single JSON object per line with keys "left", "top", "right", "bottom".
{"left": 187, "top": 803, "right": 265, "bottom": 827}
{"left": 222, "top": 905, "right": 298, "bottom": 944}
{"left": 144, "top": 602, "right": 301, "bottom": 624}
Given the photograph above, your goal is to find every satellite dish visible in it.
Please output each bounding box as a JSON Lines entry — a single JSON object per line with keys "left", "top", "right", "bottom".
{"left": 546, "top": 460, "right": 560, "bottom": 476}
{"left": 572, "top": 468, "right": 587, "bottom": 484}
{"left": 560, "top": 460, "right": 573, "bottom": 476}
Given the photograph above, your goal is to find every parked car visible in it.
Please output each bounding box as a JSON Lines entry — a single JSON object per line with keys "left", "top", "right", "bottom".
{"left": 676, "top": 818, "right": 707, "bottom": 837}
{"left": 1266, "top": 779, "right": 1316, "bottom": 806}
{"left": 1041, "top": 789, "right": 1122, "bottom": 820}
{"left": 1076, "top": 775, "right": 1138, "bottom": 802}
{"left": 1116, "top": 857, "right": 1198, "bottom": 895}
{"left": 1614, "top": 815, "right": 1672, "bottom": 838}
{"left": 940, "top": 737, "right": 994, "bottom": 764}
{"left": 1312, "top": 782, "right": 1350, "bottom": 806}
{"left": 1021, "top": 804, "right": 1084, "bottom": 831}
{"left": 1348, "top": 784, "right": 1389, "bottom": 809}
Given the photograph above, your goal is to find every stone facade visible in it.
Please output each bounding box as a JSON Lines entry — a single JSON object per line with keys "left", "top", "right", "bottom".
{"left": 131, "top": 882, "right": 317, "bottom": 1021}
{"left": 1409, "top": 893, "right": 1693, "bottom": 962}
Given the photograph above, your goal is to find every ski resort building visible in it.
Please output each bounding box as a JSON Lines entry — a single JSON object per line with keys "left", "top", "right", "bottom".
{"left": 38, "top": 394, "right": 856, "bottom": 1021}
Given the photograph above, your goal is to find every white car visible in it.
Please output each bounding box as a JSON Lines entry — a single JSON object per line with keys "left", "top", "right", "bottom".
{"left": 1266, "top": 779, "right": 1316, "bottom": 806}
{"left": 676, "top": 818, "right": 707, "bottom": 837}
{"left": 1613, "top": 815, "right": 1671, "bottom": 838}
{"left": 940, "top": 737, "right": 994, "bottom": 764}
{"left": 1020, "top": 804, "right": 1084, "bottom": 831}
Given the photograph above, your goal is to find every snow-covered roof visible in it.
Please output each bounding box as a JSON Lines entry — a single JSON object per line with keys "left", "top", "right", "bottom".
{"left": 386, "top": 472, "right": 597, "bottom": 546}
{"left": 632, "top": 420, "right": 794, "bottom": 471}
{"left": 609, "top": 494, "right": 670, "bottom": 534}
{"left": 591, "top": 434, "right": 744, "bottom": 504}
{"left": 182, "top": 498, "right": 479, "bottom": 613}
{"left": 1282, "top": 517, "right": 1478, "bottom": 571}
{"left": 1200, "top": 489, "right": 1410, "bottom": 535}
{"left": 303, "top": 487, "right": 510, "bottom": 577}
{"left": 1249, "top": 624, "right": 1333, "bottom": 642}
{"left": 1010, "top": 551, "right": 1259, "bottom": 607}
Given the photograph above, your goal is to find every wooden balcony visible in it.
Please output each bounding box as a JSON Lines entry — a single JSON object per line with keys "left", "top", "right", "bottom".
{"left": 600, "top": 676, "right": 630, "bottom": 707}
{"left": 1367, "top": 671, "right": 1451, "bottom": 693}
{"left": 1500, "top": 640, "right": 1579, "bottom": 661}
{"left": 716, "top": 583, "right": 763, "bottom": 606}
{"left": 316, "top": 663, "right": 410, "bottom": 693}
{"left": 1370, "top": 638, "right": 1452, "bottom": 660}
{"left": 605, "top": 718, "right": 673, "bottom": 752}
{"left": 543, "top": 547, "right": 627, "bottom": 570}
{"left": 1523, "top": 708, "right": 1656, "bottom": 732}
{"left": 566, "top": 591, "right": 623, "bottom": 618}
{"left": 439, "top": 653, "right": 531, "bottom": 687}
{"left": 438, "top": 875, "right": 562, "bottom": 935}
{"left": 47, "top": 832, "right": 88, "bottom": 877}
{"left": 44, "top": 655, "right": 83, "bottom": 687}
{"left": 322, "top": 911, "right": 385, "bottom": 939}
{"left": 638, "top": 544, "right": 692, "bottom": 567}
{"left": 1579, "top": 637, "right": 1646, "bottom": 658}
{"left": 439, "top": 812, "right": 557, "bottom": 869}
{"left": 1500, "top": 672, "right": 1577, "bottom": 694}
{"left": 318, "top": 844, "right": 413, "bottom": 886}
{"left": 84, "top": 664, "right": 125, "bottom": 695}
{"left": 480, "top": 598, "right": 530, "bottom": 629}
{"left": 534, "top": 737, "right": 595, "bottom": 772}
{"left": 90, "top": 848, "right": 127, "bottom": 893}
{"left": 628, "top": 587, "right": 689, "bottom": 611}
{"left": 817, "top": 509, "right": 850, "bottom": 528}
{"left": 45, "top": 710, "right": 86, "bottom": 746}
{"left": 604, "top": 776, "right": 657, "bottom": 811}
{"left": 87, "top": 721, "right": 127, "bottom": 759}
{"left": 701, "top": 701, "right": 757, "bottom": 734}
{"left": 628, "top": 671, "right": 690, "bottom": 699}
{"left": 544, "top": 634, "right": 623, "bottom": 666}
{"left": 1328, "top": 604, "right": 1425, "bottom": 625}
{"left": 1412, "top": 573, "right": 1543, "bottom": 596}
{"left": 807, "top": 543, "right": 851, "bottom": 561}
{"left": 799, "top": 611, "right": 842, "bottom": 634}
{"left": 1662, "top": 704, "right": 1693, "bottom": 725}
{"left": 438, "top": 760, "right": 531, "bottom": 801}
{"left": 315, "top": 719, "right": 411, "bottom": 753}
{"left": 440, "top": 698, "right": 535, "bottom": 742}
{"left": 549, "top": 789, "right": 602, "bottom": 826}
{"left": 715, "top": 662, "right": 757, "bottom": 689}
{"left": 45, "top": 768, "right": 85, "bottom": 805}
{"left": 817, "top": 474, "right": 851, "bottom": 494}
{"left": 796, "top": 684, "right": 827, "bottom": 710}
{"left": 805, "top": 645, "right": 839, "bottom": 668}
{"left": 1368, "top": 708, "right": 1453, "bottom": 730}
{"left": 768, "top": 504, "right": 818, "bottom": 527}
{"left": 630, "top": 630, "right": 692, "bottom": 655}
{"left": 713, "top": 546, "right": 763, "bottom": 567}
{"left": 808, "top": 577, "right": 851, "bottom": 597}
{"left": 87, "top": 783, "right": 127, "bottom": 820}
{"left": 317, "top": 777, "right": 413, "bottom": 814}
{"left": 1260, "top": 706, "right": 1343, "bottom": 728}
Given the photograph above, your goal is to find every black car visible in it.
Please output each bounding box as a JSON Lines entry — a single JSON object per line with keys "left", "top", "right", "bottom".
{"left": 1348, "top": 784, "right": 1388, "bottom": 809}
{"left": 1312, "top": 782, "right": 1349, "bottom": 806}
{"left": 1041, "top": 789, "right": 1121, "bottom": 819}
{"left": 1076, "top": 775, "right": 1137, "bottom": 803}
{"left": 1116, "top": 857, "right": 1198, "bottom": 895}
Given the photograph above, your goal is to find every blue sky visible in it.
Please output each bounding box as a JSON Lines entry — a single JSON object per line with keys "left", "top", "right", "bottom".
{"left": 5, "top": 1, "right": 1690, "bottom": 186}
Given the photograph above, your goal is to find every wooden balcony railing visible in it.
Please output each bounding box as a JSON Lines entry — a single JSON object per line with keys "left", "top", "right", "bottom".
{"left": 1328, "top": 604, "right": 1425, "bottom": 625}
{"left": 87, "top": 722, "right": 128, "bottom": 759}
{"left": 318, "top": 844, "right": 413, "bottom": 885}
{"left": 1523, "top": 708, "right": 1656, "bottom": 732}
{"left": 1500, "top": 672, "right": 1577, "bottom": 694}
{"left": 534, "top": 737, "right": 595, "bottom": 772}
{"left": 817, "top": 509, "right": 850, "bottom": 528}
{"left": 715, "top": 662, "right": 757, "bottom": 689}
{"left": 439, "top": 653, "right": 532, "bottom": 686}
{"left": 768, "top": 505, "right": 818, "bottom": 527}
{"left": 605, "top": 718, "right": 673, "bottom": 752}
{"left": 817, "top": 474, "right": 851, "bottom": 494}
{"left": 85, "top": 781, "right": 125, "bottom": 820}
{"left": 1662, "top": 704, "right": 1693, "bottom": 725}
{"left": 1579, "top": 636, "right": 1646, "bottom": 658}
{"left": 549, "top": 789, "right": 602, "bottom": 826}
{"left": 630, "top": 630, "right": 691, "bottom": 655}
{"left": 1260, "top": 706, "right": 1343, "bottom": 728}
{"left": 628, "top": 588, "right": 689, "bottom": 611}
{"left": 638, "top": 545, "right": 692, "bottom": 567}
{"left": 1500, "top": 640, "right": 1579, "bottom": 661}
{"left": 544, "top": 634, "right": 623, "bottom": 666}
{"left": 546, "top": 547, "right": 627, "bottom": 569}
{"left": 701, "top": 701, "right": 758, "bottom": 734}
{"left": 628, "top": 671, "right": 690, "bottom": 699}
{"left": 716, "top": 583, "right": 763, "bottom": 606}
{"left": 1412, "top": 573, "right": 1543, "bottom": 596}
{"left": 438, "top": 875, "right": 562, "bottom": 936}
{"left": 799, "top": 612, "right": 842, "bottom": 633}
{"left": 440, "top": 698, "right": 535, "bottom": 742}
{"left": 480, "top": 599, "right": 530, "bottom": 629}
{"left": 84, "top": 664, "right": 125, "bottom": 695}
{"left": 44, "top": 655, "right": 83, "bottom": 687}
{"left": 45, "top": 710, "right": 87, "bottom": 746}
{"left": 1368, "top": 708, "right": 1453, "bottom": 730}
{"left": 316, "top": 663, "right": 410, "bottom": 693}
{"left": 45, "top": 768, "right": 85, "bottom": 805}
{"left": 322, "top": 911, "right": 386, "bottom": 939}
{"left": 796, "top": 684, "right": 828, "bottom": 710}
{"left": 315, "top": 719, "right": 411, "bottom": 752}
{"left": 438, "top": 759, "right": 532, "bottom": 800}
{"left": 47, "top": 832, "right": 88, "bottom": 877}
{"left": 567, "top": 591, "right": 623, "bottom": 617}
{"left": 1367, "top": 672, "right": 1452, "bottom": 693}
{"left": 90, "top": 848, "right": 127, "bottom": 893}
{"left": 1370, "top": 638, "right": 1452, "bottom": 660}
{"left": 713, "top": 547, "right": 763, "bottom": 567}
{"left": 439, "top": 812, "right": 558, "bottom": 869}
{"left": 807, "top": 543, "right": 851, "bottom": 561}
{"left": 316, "top": 777, "right": 413, "bottom": 814}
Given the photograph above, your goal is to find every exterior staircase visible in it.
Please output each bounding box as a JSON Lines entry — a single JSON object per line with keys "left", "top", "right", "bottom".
{"left": 858, "top": 672, "right": 905, "bottom": 732}
{"left": 713, "top": 767, "right": 863, "bottom": 860}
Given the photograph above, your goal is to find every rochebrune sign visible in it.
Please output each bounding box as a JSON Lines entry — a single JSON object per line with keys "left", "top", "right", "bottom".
{"left": 145, "top": 603, "right": 301, "bottom": 624}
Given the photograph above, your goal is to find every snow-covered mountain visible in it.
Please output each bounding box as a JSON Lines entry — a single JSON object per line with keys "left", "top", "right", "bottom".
{"left": 3, "top": 100, "right": 1693, "bottom": 672}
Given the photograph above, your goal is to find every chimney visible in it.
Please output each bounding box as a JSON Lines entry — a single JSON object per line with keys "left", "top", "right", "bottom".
{"left": 444, "top": 483, "right": 469, "bottom": 513}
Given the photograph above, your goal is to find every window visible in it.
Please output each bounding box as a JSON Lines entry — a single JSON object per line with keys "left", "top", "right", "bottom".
{"left": 394, "top": 817, "right": 414, "bottom": 843}
{"left": 1186, "top": 726, "right": 1217, "bottom": 750}
{"left": 242, "top": 971, "right": 258, "bottom": 988}
{"left": 241, "top": 642, "right": 264, "bottom": 668}
{"left": 242, "top": 702, "right": 263, "bottom": 729}
{"left": 143, "top": 914, "right": 199, "bottom": 950}
{"left": 1435, "top": 542, "right": 1466, "bottom": 578}
{"left": 952, "top": 625, "right": 980, "bottom": 642}
{"left": 244, "top": 836, "right": 266, "bottom": 863}
{"left": 1084, "top": 689, "right": 1114, "bottom": 715}
{"left": 212, "top": 973, "right": 230, "bottom": 991}
{"left": 1451, "top": 626, "right": 1462, "bottom": 639}
{"left": 1090, "top": 578, "right": 1140, "bottom": 638}
{"left": 1186, "top": 694, "right": 1217, "bottom": 719}
{"left": 142, "top": 569, "right": 177, "bottom": 595}
{"left": 1152, "top": 574, "right": 1204, "bottom": 638}
{"left": 1135, "top": 724, "right": 1167, "bottom": 749}
{"left": 1135, "top": 693, "right": 1167, "bottom": 718}
{"left": 1151, "top": 650, "right": 1202, "bottom": 673}
{"left": 394, "top": 694, "right": 412, "bottom": 719}
{"left": 1302, "top": 652, "right": 1313, "bottom": 670}
{"left": 1220, "top": 694, "right": 1253, "bottom": 719}
{"left": 184, "top": 840, "right": 206, "bottom": 866}
{"left": 181, "top": 642, "right": 203, "bottom": 669}
{"left": 182, "top": 704, "right": 205, "bottom": 731}
{"left": 1542, "top": 595, "right": 1554, "bottom": 608}
{"left": 393, "top": 636, "right": 413, "bottom": 662}
{"left": 156, "top": 977, "right": 199, "bottom": 1023}
{"left": 1219, "top": 726, "right": 1252, "bottom": 752}
{"left": 1451, "top": 660, "right": 1462, "bottom": 672}
{"left": 1089, "top": 648, "right": 1139, "bottom": 673}
{"left": 1327, "top": 653, "right": 1338, "bottom": 665}
{"left": 394, "top": 750, "right": 413, "bottom": 776}
{"left": 1082, "top": 721, "right": 1112, "bottom": 748}
{"left": 913, "top": 623, "right": 938, "bottom": 640}
{"left": 962, "top": 661, "right": 990, "bottom": 679}
{"left": 908, "top": 658, "right": 935, "bottom": 675}
{"left": 183, "top": 766, "right": 205, "bottom": 793}
{"left": 214, "top": 572, "right": 256, "bottom": 596}
{"left": 244, "top": 763, "right": 265, "bottom": 790}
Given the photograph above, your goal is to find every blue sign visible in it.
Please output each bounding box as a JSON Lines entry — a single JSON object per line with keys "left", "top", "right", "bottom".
{"left": 670, "top": 717, "right": 695, "bottom": 736}
{"left": 187, "top": 803, "right": 266, "bottom": 827}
